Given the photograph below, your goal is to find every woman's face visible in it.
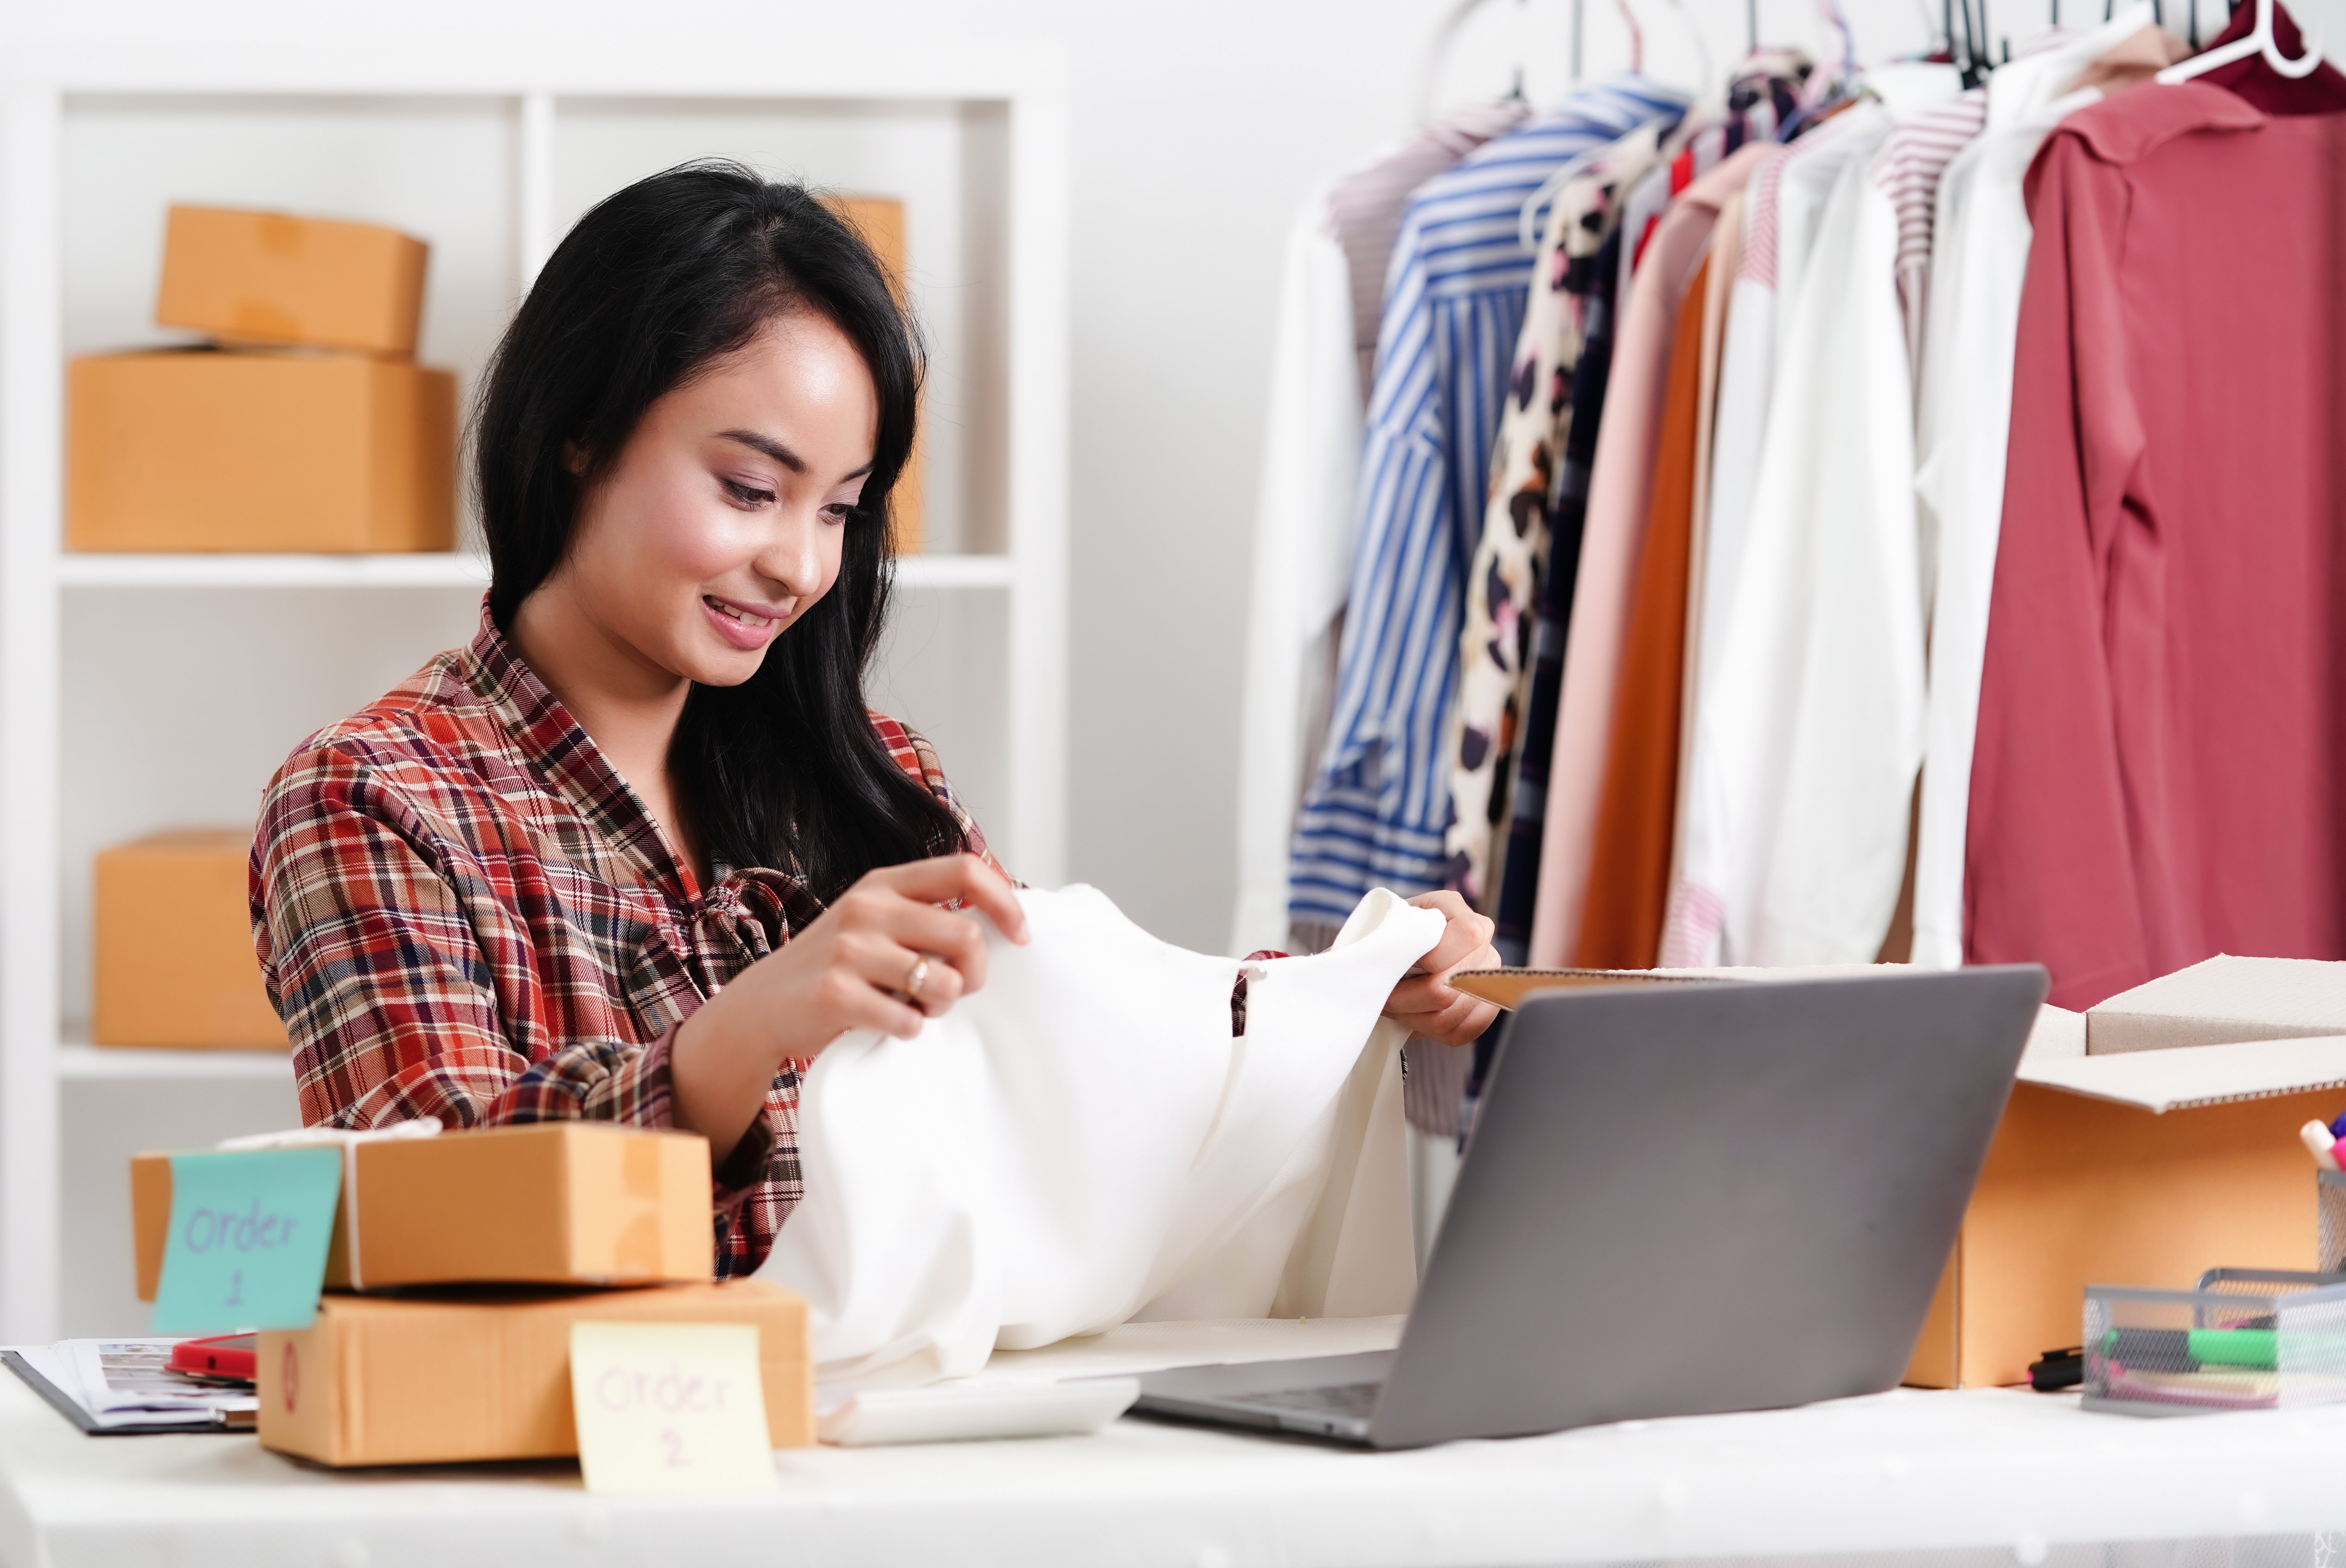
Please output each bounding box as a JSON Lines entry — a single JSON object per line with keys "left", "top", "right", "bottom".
{"left": 557, "top": 308, "right": 880, "bottom": 688}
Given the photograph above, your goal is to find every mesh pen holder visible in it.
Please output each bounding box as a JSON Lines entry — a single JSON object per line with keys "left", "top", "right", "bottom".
{"left": 2318, "top": 1170, "right": 2346, "bottom": 1272}
{"left": 2084, "top": 1269, "right": 2346, "bottom": 1416}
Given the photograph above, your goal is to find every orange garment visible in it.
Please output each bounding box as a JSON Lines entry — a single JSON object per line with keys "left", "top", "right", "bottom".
{"left": 1573, "top": 256, "right": 1709, "bottom": 969}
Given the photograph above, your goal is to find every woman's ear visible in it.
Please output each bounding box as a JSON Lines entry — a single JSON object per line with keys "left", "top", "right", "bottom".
{"left": 561, "top": 440, "right": 591, "bottom": 477}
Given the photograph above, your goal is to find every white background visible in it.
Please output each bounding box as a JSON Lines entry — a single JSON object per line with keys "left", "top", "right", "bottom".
{"left": 13, "top": 0, "right": 2340, "bottom": 956}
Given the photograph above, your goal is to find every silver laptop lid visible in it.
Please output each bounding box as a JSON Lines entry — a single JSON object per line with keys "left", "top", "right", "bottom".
{"left": 1369, "top": 966, "right": 2046, "bottom": 1448}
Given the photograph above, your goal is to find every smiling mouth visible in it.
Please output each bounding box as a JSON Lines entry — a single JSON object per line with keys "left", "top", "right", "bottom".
{"left": 704, "top": 595, "right": 779, "bottom": 629}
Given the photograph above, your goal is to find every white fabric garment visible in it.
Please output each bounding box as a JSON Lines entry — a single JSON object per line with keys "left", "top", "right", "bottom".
{"left": 1671, "top": 107, "right": 1903, "bottom": 967}
{"left": 1690, "top": 153, "right": 1789, "bottom": 726}
{"left": 761, "top": 884, "right": 1444, "bottom": 1386}
{"left": 1668, "top": 66, "right": 1972, "bottom": 969}
{"left": 1767, "top": 102, "right": 1890, "bottom": 368}
{"left": 1907, "top": 7, "right": 2154, "bottom": 972}
{"left": 1669, "top": 113, "right": 1879, "bottom": 964}
{"left": 1231, "top": 189, "right": 1365, "bottom": 954}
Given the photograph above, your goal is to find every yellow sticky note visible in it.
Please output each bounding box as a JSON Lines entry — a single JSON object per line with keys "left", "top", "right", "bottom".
{"left": 568, "top": 1322, "right": 776, "bottom": 1495}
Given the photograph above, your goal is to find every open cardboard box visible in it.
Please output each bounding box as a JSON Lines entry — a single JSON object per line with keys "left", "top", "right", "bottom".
{"left": 1451, "top": 966, "right": 2346, "bottom": 1388}
{"left": 134, "top": 1123, "right": 713, "bottom": 1296}
{"left": 2085, "top": 954, "right": 2346, "bottom": 1055}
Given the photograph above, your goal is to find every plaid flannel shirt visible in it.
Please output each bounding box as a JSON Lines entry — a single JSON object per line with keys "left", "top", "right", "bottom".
{"left": 250, "top": 603, "right": 993, "bottom": 1279}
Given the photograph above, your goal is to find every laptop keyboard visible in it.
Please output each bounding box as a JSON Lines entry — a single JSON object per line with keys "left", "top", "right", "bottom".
{"left": 1237, "top": 1381, "right": 1384, "bottom": 1420}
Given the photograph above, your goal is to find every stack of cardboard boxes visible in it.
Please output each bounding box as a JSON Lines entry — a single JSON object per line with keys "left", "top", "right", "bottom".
{"left": 134, "top": 1123, "right": 814, "bottom": 1465}
{"left": 78, "top": 204, "right": 460, "bottom": 1052}
{"left": 70, "top": 205, "right": 456, "bottom": 554}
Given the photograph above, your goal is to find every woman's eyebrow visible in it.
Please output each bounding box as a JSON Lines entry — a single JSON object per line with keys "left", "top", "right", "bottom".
{"left": 718, "top": 429, "right": 873, "bottom": 480}
{"left": 718, "top": 429, "right": 805, "bottom": 472}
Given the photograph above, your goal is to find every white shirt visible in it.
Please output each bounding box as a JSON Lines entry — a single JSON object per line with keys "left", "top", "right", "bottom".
{"left": 1662, "top": 115, "right": 1878, "bottom": 963}
{"left": 1907, "top": 6, "right": 2157, "bottom": 971}
{"left": 1678, "top": 107, "right": 1923, "bottom": 966}
{"left": 1231, "top": 188, "right": 1362, "bottom": 954}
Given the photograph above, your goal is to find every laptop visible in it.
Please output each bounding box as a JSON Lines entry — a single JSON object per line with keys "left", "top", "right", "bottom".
{"left": 1130, "top": 966, "right": 2047, "bottom": 1449}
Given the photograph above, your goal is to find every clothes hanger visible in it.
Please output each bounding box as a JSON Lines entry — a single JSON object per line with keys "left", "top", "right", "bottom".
{"left": 1963, "top": 0, "right": 1994, "bottom": 82}
{"left": 1663, "top": 0, "right": 1716, "bottom": 88}
{"left": 2157, "top": 0, "right": 2322, "bottom": 78}
{"left": 1420, "top": 0, "right": 1538, "bottom": 122}
{"left": 1618, "top": 0, "right": 1649, "bottom": 74}
{"left": 1511, "top": 0, "right": 1683, "bottom": 250}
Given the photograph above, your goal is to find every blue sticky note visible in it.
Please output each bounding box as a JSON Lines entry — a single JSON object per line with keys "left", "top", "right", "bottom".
{"left": 152, "top": 1149, "right": 342, "bottom": 1335}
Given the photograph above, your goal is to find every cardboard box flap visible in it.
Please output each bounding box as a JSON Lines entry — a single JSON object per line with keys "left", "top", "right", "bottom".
{"left": 1449, "top": 963, "right": 1888, "bottom": 1011}
{"left": 2086, "top": 954, "right": 2346, "bottom": 1055}
{"left": 2017, "top": 1033, "right": 2346, "bottom": 1112}
{"left": 1449, "top": 968, "right": 1706, "bottom": 1009}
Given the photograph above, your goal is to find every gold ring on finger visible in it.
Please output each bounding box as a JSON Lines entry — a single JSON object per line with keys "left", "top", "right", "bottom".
{"left": 904, "top": 956, "right": 931, "bottom": 998}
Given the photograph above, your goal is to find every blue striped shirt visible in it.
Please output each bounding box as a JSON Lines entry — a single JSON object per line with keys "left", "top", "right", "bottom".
{"left": 1290, "top": 77, "right": 1690, "bottom": 927}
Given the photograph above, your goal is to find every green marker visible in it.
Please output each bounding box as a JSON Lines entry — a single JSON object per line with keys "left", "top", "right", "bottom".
{"left": 2103, "top": 1327, "right": 2277, "bottom": 1373}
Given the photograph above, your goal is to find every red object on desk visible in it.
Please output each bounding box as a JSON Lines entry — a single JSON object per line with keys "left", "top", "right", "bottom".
{"left": 169, "top": 1333, "right": 256, "bottom": 1381}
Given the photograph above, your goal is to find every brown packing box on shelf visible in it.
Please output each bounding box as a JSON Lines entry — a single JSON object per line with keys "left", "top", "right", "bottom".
{"left": 133, "top": 1123, "right": 713, "bottom": 1299}
{"left": 1450, "top": 966, "right": 2346, "bottom": 1389}
{"left": 156, "top": 205, "right": 429, "bottom": 358}
{"left": 93, "top": 830, "right": 284, "bottom": 1049}
{"left": 823, "top": 193, "right": 924, "bottom": 554}
{"left": 2085, "top": 954, "right": 2346, "bottom": 1055}
{"left": 259, "top": 1280, "right": 813, "bottom": 1466}
{"left": 68, "top": 350, "right": 455, "bottom": 553}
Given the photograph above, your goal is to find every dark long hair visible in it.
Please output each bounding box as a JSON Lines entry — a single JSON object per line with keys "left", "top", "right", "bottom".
{"left": 474, "top": 160, "right": 965, "bottom": 900}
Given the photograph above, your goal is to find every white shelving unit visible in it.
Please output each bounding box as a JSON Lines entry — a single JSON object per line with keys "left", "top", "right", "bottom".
{"left": 0, "top": 39, "right": 1069, "bottom": 1344}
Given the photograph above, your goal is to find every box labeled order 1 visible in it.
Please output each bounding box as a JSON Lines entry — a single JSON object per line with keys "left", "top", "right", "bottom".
{"left": 151, "top": 1148, "right": 341, "bottom": 1336}
{"left": 134, "top": 1123, "right": 714, "bottom": 1297}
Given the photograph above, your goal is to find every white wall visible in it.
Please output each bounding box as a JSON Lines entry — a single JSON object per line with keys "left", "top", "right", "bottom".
{"left": 15, "top": 0, "right": 2342, "bottom": 955}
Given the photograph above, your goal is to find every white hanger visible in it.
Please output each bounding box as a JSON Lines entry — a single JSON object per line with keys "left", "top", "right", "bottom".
{"left": 2157, "top": 0, "right": 2324, "bottom": 82}
{"left": 1421, "top": 0, "right": 1533, "bottom": 122}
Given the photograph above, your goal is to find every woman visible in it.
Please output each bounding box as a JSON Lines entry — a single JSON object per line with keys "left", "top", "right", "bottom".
{"left": 251, "top": 161, "right": 1500, "bottom": 1278}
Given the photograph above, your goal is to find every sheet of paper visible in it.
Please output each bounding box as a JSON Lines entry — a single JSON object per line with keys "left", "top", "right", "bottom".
{"left": 152, "top": 1149, "right": 341, "bottom": 1335}
{"left": 569, "top": 1322, "right": 775, "bottom": 1496}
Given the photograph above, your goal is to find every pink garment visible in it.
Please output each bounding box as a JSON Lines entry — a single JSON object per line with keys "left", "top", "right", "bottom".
{"left": 1527, "top": 141, "right": 1773, "bottom": 967}
{"left": 1966, "top": 83, "right": 2346, "bottom": 1008}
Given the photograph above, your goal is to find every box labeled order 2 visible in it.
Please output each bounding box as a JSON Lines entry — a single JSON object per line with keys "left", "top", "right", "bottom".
{"left": 260, "top": 1280, "right": 814, "bottom": 1466}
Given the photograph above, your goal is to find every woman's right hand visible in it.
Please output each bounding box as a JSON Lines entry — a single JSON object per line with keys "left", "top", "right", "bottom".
{"left": 670, "top": 854, "right": 1027, "bottom": 1158}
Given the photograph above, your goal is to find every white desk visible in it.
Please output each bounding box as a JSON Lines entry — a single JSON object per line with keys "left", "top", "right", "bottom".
{"left": 6, "top": 1317, "right": 2346, "bottom": 1568}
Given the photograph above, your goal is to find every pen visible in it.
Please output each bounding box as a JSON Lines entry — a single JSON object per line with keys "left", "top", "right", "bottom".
{"left": 2302, "top": 1119, "right": 2341, "bottom": 1171}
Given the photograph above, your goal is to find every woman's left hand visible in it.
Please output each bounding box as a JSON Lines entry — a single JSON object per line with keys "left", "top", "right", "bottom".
{"left": 1382, "top": 890, "right": 1501, "bottom": 1047}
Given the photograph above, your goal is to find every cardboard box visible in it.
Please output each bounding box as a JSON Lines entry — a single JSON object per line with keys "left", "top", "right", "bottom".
{"left": 134, "top": 1124, "right": 713, "bottom": 1297}
{"left": 824, "top": 194, "right": 923, "bottom": 555}
{"left": 68, "top": 350, "right": 455, "bottom": 553}
{"left": 1905, "top": 1037, "right": 2346, "bottom": 1387}
{"left": 2087, "top": 954, "right": 2346, "bottom": 1055}
{"left": 1452, "top": 966, "right": 2346, "bottom": 1389}
{"left": 258, "top": 1280, "right": 813, "bottom": 1466}
{"left": 93, "top": 830, "right": 284, "bottom": 1049}
{"left": 157, "top": 205, "right": 428, "bottom": 358}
